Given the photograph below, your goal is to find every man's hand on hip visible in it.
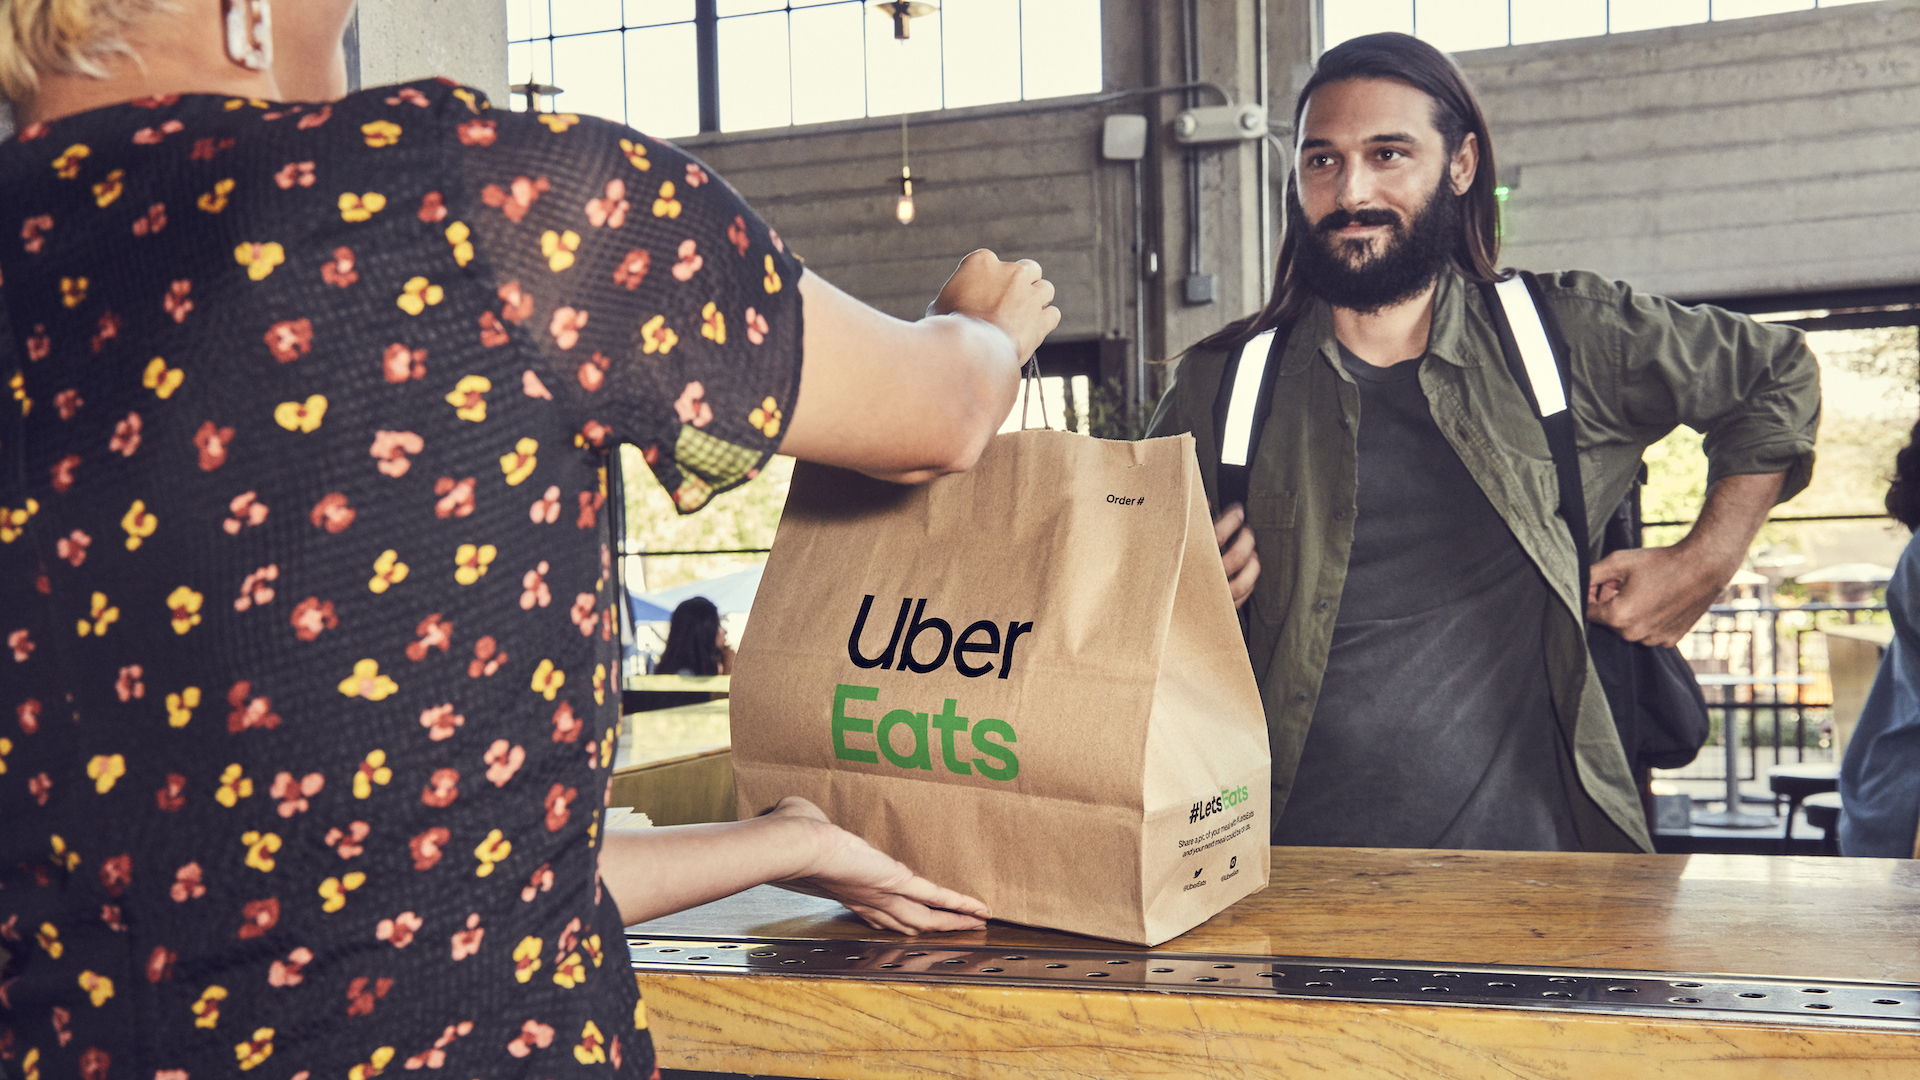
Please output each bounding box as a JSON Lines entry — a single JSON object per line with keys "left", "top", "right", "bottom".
{"left": 1586, "top": 471, "right": 1785, "bottom": 648}
{"left": 1215, "top": 503, "right": 1260, "bottom": 609}
{"left": 1586, "top": 545, "right": 1730, "bottom": 647}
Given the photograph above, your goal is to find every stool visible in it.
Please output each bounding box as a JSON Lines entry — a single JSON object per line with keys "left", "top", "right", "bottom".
{"left": 1802, "top": 790, "right": 1843, "bottom": 855}
{"left": 1769, "top": 763, "right": 1840, "bottom": 852}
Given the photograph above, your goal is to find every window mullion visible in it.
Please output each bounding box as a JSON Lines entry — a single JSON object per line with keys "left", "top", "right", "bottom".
{"left": 696, "top": 0, "right": 720, "bottom": 132}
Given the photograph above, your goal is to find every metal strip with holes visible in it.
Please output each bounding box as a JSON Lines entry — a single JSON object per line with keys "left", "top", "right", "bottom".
{"left": 628, "top": 934, "right": 1920, "bottom": 1030}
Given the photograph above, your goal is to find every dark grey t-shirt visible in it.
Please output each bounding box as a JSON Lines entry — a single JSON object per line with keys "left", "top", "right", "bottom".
{"left": 1271, "top": 346, "right": 1580, "bottom": 850}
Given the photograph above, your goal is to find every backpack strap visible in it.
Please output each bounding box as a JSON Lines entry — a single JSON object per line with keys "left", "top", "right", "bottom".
{"left": 1211, "top": 326, "right": 1288, "bottom": 510}
{"left": 1480, "top": 272, "right": 1590, "bottom": 601}
{"left": 1490, "top": 275, "right": 1568, "bottom": 417}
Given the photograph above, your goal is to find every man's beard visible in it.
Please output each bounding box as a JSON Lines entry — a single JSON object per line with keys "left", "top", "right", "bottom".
{"left": 1289, "top": 174, "right": 1462, "bottom": 315}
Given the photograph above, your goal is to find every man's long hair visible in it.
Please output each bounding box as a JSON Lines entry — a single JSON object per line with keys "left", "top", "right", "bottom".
{"left": 1196, "top": 33, "right": 1503, "bottom": 353}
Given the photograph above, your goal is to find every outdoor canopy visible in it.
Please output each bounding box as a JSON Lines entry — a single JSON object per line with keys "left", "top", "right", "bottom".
{"left": 627, "top": 562, "right": 767, "bottom": 623}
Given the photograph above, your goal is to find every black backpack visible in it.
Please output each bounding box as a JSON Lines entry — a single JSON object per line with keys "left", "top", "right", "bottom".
{"left": 1582, "top": 481, "right": 1714, "bottom": 769}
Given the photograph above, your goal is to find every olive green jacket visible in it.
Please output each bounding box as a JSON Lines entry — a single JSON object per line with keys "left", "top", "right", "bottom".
{"left": 1147, "top": 269, "right": 1821, "bottom": 852}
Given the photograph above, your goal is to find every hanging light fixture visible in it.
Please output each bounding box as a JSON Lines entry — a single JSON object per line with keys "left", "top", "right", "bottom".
{"left": 510, "top": 79, "right": 563, "bottom": 113}
{"left": 879, "top": 0, "right": 931, "bottom": 222}
{"left": 872, "top": 1, "right": 937, "bottom": 41}
{"left": 510, "top": 0, "right": 561, "bottom": 112}
{"left": 895, "top": 113, "right": 915, "bottom": 225}
{"left": 897, "top": 170, "right": 915, "bottom": 224}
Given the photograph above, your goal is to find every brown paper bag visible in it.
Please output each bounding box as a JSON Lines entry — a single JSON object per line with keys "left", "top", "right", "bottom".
{"left": 731, "top": 431, "right": 1269, "bottom": 945}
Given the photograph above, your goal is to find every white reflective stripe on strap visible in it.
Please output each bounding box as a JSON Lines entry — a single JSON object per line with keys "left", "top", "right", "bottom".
{"left": 1221, "top": 328, "right": 1277, "bottom": 467}
{"left": 1493, "top": 276, "right": 1567, "bottom": 417}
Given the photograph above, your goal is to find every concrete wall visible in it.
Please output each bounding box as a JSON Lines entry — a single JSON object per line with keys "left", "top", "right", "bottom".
{"left": 354, "top": 0, "right": 509, "bottom": 105}
{"left": 682, "top": 0, "right": 1303, "bottom": 403}
{"left": 682, "top": 100, "right": 1136, "bottom": 346}
{"left": 1461, "top": 0, "right": 1920, "bottom": 302}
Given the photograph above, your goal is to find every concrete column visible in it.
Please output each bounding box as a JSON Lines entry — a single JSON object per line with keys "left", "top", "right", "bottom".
{"left": 1267, "top": 0, "right": 1321, "bottom": 137}
{"left": 352, "top": 0, "right": 508, "bottom": 105}
{"left": 1259, "top": 0, "right": 1322, "bottom": 316}
{"left": 1141, "top": 0, "right": 1288, "bottom": 386}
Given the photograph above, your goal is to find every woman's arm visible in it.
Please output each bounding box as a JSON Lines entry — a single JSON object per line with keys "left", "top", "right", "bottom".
{"left": 599, "top": 796, "right": 990, "bottom": 934}
{"left": 778, "top": 252, "right": 1059, "bottom": 484}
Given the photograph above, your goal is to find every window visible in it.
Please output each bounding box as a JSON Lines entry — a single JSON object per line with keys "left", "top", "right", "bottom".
{"left": 506, "top": 0, "right": 1102, "bottom": 138}
{"left": 505, "top": 2, "right": 699, "bottom": 139}
{"left": 1323, "top": 0, "right": 1884, "bottom": 53}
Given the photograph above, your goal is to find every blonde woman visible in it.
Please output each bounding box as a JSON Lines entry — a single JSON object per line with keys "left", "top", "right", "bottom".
{"left": 0, "top": 2, "right": 1058, "bottom": 1076}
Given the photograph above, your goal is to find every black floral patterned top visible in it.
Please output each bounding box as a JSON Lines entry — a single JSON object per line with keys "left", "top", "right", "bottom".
{"left": 0, "top": 78, "right": 803, "bottom": 1080}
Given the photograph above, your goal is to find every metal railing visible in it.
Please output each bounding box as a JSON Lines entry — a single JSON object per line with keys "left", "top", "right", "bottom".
{"left": 1665, "top": 601, "right": 1890, "bottom": 783}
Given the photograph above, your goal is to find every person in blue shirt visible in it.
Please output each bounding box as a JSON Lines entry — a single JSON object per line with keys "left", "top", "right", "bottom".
{"left": 1839, "top": 418, "right": 1920, "bottom": 857}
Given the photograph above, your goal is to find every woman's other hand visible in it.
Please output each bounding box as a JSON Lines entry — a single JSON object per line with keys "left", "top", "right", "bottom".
{"left": 766, "top": 796, "right": 990, "bottom": 935}
{"left": 602, "top": 796, "right": 989, "bottom": 932}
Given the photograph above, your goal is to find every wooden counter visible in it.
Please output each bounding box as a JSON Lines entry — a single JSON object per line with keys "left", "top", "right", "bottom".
{"left": 631, "top": 846, "right": 1920, "bottom": 1078}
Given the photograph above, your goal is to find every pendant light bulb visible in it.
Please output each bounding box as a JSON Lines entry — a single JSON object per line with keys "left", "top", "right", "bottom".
{"left": 894, "top": 111, "right": 916, "bottom": 225}
{"left": 896, "top": 166, "right": 915, "bottom": 225}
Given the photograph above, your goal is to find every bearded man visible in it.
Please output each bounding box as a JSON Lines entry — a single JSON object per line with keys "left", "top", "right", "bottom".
{"left": 1146, "top": 33, "right": 1820, "bottom": 853}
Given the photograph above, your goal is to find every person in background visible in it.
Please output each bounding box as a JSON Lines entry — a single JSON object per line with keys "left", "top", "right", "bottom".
{"left": 658, "top": 596, "right": 732, "bottom": 676}
{"left": 626, "top": 596, "right": 731, "bottom": 711}
{"left": 0, "top": 0, "right": 1059, "bottom": 1076}
{"left": 1838, "top": 418, "right": 1920, "bottom": 858}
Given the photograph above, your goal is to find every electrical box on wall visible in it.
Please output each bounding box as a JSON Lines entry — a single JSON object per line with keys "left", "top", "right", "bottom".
{"left": 1184, "top": 273, "right": 1216, "bottom": 305}
{"left": 1172, "top": 103, "right": 1267, "bottom": 145}
{"left": 1102, "top": 114, "right": 1148, "bottom": 161}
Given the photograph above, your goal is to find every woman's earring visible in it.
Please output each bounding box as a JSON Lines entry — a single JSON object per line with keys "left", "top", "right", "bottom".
{"left": 223, "top": 0, "right": 273, "bottom": 72}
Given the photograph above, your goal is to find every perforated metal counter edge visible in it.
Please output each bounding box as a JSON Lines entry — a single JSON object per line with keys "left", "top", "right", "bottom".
{"left": 628, "top": 933, "right": 1920, "bottom": 1030}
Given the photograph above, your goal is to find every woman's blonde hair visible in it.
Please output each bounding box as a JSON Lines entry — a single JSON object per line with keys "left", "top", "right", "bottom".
{"left": 1, "top": 0, "right": 170, "bottom": 101}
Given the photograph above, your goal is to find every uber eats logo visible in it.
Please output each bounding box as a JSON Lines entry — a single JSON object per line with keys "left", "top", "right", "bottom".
{"left": 831, "top": 685, "right": 1019, "bottom": 781}
{"left": 832, "top": 595, "right": 1029, "bottom": 781}
{"left": 846, "top": 595, "right": 1033, "bottom": 678}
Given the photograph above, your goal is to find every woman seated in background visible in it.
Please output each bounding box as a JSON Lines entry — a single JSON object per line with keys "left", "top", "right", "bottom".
{"left": 658, "top": 597, "right": 732, "bottom": 677}
{"left": 627, "top": 597, "right": 732, "bottom": 711}
{"left": 0, "top": 1, "right": 1058, "bottom": 1077}
{"left": 1839, "top": 417, "right": 1920, "bottom": 858}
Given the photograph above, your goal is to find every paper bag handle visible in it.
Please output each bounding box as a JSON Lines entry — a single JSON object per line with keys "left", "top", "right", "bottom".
{"left": 1018, "top": 354, "right": 1052, "bottom": 431}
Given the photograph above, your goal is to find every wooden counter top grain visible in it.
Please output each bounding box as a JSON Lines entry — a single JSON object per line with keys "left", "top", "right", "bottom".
{"left": 631, "top": 847, "right": 1920, "bottom": 1079}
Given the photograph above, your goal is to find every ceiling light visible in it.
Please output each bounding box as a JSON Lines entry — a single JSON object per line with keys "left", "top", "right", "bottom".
{"left": 873, "top": 1, "right": 937, "bottom": 41}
